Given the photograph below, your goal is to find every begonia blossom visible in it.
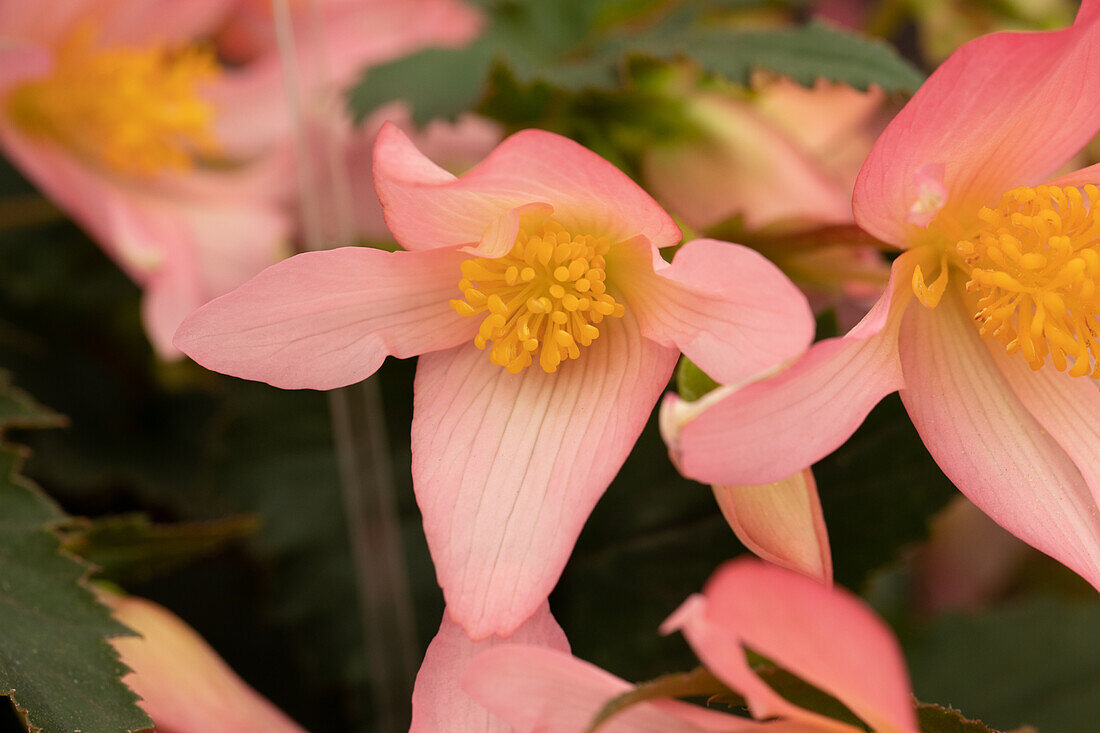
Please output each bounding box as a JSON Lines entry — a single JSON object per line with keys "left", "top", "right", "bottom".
{"left": 675, "top": 0, "right": 1100, "bottom": 593}
{"left": 106, "top": 593, "right": 305, "bottom": 733}
{"left": 175, "top": 124, "right": 815, "bottom": 637}
{"left": 463, "top": 558, "right": 919, "bottom": 733}
{"left": 0, "top": 0, "right": 481, "bottom": 356}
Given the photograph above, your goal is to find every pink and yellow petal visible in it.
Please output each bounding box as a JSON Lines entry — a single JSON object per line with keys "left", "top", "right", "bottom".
{"left": 713, "top": 468, "right": 832, "bottom": 584}
{"left": 175, "top": 246, "right": 476, "bottom": 389}
{"left": 107, "top": 593, "right": 305, "bottom": 733}
{"left": 412, "top": 310, "right": 678, "bottom": 638}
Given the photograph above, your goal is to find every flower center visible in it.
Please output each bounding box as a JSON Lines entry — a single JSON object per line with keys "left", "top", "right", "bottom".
{"left": 450, "top": 220, "right": 626, "bottom": 374}
{"left": 6, "top": 26, "right": 220, "bottom": 175}
{"left": 957, "top": 185, "right": 1100, "bottom": 378}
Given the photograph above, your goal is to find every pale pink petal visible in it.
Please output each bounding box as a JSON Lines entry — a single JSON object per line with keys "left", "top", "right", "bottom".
{"left": 107, "top": 594, "right": 306, "bottom": 733}
{"left": 97, "top": 0, "right": 233, "bottom": 46}
{"left": 175, "top": 246, "right": 476, "bottom": 389}
{"left": 713, "top": 468, "right": 832, "bottom": 584}
{"left": 898, "top": 286, "right": 1100, "bottom": 590}
{"left": 854, "top": 4, "right": 1100, "bottom": 245}
{"left": 411, "top": 603, "right": 569, "bottom": 733}
{"left": 613, "top": 238, "right": 814, "bottom": 386}
{"left": 412, "top": 310, "right": 678, "bottom": 638}
{"left": 375, "top": 124, "right": 681, "bottom": 252}
{"left": 642, "top": 95, "right": 853, "bottom": 232}
{"left": 0, "top": 41, "right": 50, "bottom": 92}
{"left": 669, "top": 559, "right": 919, "bottom": 733}
{"left": 677, "top": 254, "right": 913, "bottom": 486}
{"left": 1044, "top": 161, "right": 1100, "bottom": 189}
{"left": 344, "top": 103, "right": 502, "bottom": 242}
{"left": 464, "top": 645, "right": 783, "bottom": 733}
{"left": 0, "top": 0, "right": 97, "bottom": 43}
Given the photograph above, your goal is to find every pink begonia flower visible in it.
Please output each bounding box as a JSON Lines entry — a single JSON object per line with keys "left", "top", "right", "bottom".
{"left": 410, "top": 603, "right": 569, "bottom": 732}
{"left": 661, "top": 392, "right": 832, "bottom": 583}
{"left": 642, "top": 77, "right": 892, "bottom": 332}
{"left": 106, "top": 593, "right": 305, "bottom": 733}
{"left": 175, "top": 124, "right": 815, "bottom": 638}
{"left": 463, "top": 558, "right": 919, "bottom": 733}
{"left": 0, "top": 0, "right": 293, "bottom": 357}
{"left": 677, "top": 0, "right": 1100, "bottom": 593}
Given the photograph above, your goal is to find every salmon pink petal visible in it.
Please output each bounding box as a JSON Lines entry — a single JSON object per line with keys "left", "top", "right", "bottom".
{"left": 175, "top": 246, "right": 476, "bottom": 390}
{"left": 713, "top": 468, "right": 832, "bottom": 584}
{"left": 463, "top": 645, "right": 771, "bottom": 732}
{"left": 412, "top": 310, "right": 678, "bottom": 638}
{"left": 898, "top": 287, "right": 1100, "bottom": 590}
{"left": 411, "top": 603, "right": 569, "bottom": 733}
{"left": 677, "top": 255, "right": 912, "bottom": 486}
{"left": 98, "top": 0, "right": 233, "bottom": 46}
{"left": 374, "top": 124, "right": 681, "bottom": 252}
{"left": 854, "top": 3, "right": 1100, "bottom": 245}
{"left": 107, "top": 594, "right": 306, "bottom": 733}
{"left": 669, "top": 559, "right": 919, "bottom": 733}
{"left": 1044, "top": 161, "right": 1100, "bottom": 189}
{"left": 613, "top": 238, "right": 814, "bottom": 386}
{"left": 0, "top": 42, "right": 49, "bottom": 91}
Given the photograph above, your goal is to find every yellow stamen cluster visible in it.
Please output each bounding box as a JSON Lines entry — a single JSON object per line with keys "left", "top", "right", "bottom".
{"left": 6, "top": 26, "right": 220, "bottom": 175}
{"left": 450, "top": 220, "right": 625, "bottom": 374}
{"left": 957, "top": 185, "right": 1100, "bottom": 378}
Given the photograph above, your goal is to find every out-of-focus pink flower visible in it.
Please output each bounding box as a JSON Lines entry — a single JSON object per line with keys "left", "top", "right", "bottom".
{"left": 175, "top": 125, "right": 815, "bottom": 639}
{"left": 410, "top": 603, "right": 569, "bottom": 732}
{"left": 463, "top": 558, "right": 920, "bottom": 733}
{"left": 676, "top": 0, "right": 1100, "bottom": 594}
{"left": 106, "top": 593, "right": 305, "bottom": 733}
{"left": 0, "top": 0, "right": 293, "bottom": 357}
{"left": 913, "top": 496, "right": 1030, "bottom": 615}
{"left": 643, "top": 77, "right": 892, "bottom": 330}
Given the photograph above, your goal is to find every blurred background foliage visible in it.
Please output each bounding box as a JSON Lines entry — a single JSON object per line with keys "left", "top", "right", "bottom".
{"left": 1, "top": 0, "right": 1098, "bottom": 731}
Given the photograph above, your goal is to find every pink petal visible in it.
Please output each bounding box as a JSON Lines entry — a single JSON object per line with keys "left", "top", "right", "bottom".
{"left": 107, "top": 594, "right": 306, "bottom": 733}
{"left": 0, "top": 41, "right": 50, "bottom": 92}
{"left": 410, "top": 603, "right": 569, "bottom": 733}
{"left": 374, "top": 123, "right": 681, "bottom": 252}
{"left": 668, "top": 559, "right": 919, "bottom": 733}
{"left": 613, "top": 237, "right": 815, "bottom": 386}
{"left": 642, "top": 95, "right": 854, "bottom": 232}
{"left": 412, "top": 310, "right": 678, "bottom": 638}
{"left": 175, "top": 246, "right": 475, "bottom": 389}
{"left": 677, "top": 255, "right": 913, "bottom": 486}
{"left": 463, "top": 645, "right": 772, "bottom": 732}
{"left": 97, "top": 0, "right": 233, "bottom": 46}
{"left": 854, "top": 4, "right": 1100, "bottom": 245}
{"left": 898, "top": 286, "right": 1100, "bottom": 590}
{"left": 713, "top": 468, "right": 832, "bottom": 584}
{"left": 1044, "top": 161, "right": 1100, "bottom": 189}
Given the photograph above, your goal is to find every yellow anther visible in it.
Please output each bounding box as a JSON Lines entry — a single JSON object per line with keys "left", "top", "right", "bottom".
{"left": 960, "top": 185, "right": 1100, "bottom": 382}
{"left": 7, "top": 25, "right": 220, "bottom": 175}
{"left": 450, "top": 220, "right": 623, "bottom": 373}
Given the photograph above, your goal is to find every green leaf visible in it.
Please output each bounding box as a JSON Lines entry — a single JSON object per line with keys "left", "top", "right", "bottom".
{"left": 917, "top": 703, "right": 1001, "bottom": 733}
{"left": 586, "top": 666, "right": 730, "bottom": 732}
{"left": 59, "top": 513, "right": 260, "bottom": 584}
{"left": 753, "top": 664, "right": 868, "bottom": 729}
{"left": 0, "top": 443, "right": 151, "bottom": 733}
{"left": 904, "top": 596, "right": 1100, "bottom": 733}
{"left": 666, "top": 22, "right": 925, "bottom": 94}
{"left": 675, "top": 356, "right": 720, "bottom": 402}
{"left": 347, "top": 41, "right": 494, "bottom": 124}
{"left": 0, "top": 371, "right": 64, "bottom": 432}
